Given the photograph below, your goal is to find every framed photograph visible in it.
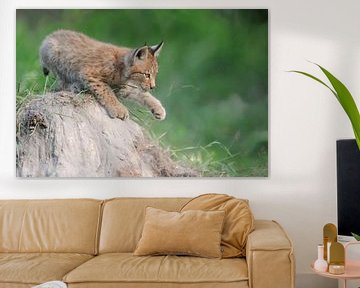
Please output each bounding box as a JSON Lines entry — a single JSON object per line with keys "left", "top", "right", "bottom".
{"left": 16, "top": 9, "right": 268, "bottom": 177}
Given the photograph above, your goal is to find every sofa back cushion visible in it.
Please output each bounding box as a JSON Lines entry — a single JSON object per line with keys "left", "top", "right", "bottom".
{"left": 181, "top": 194, "right": 254, "bottom": 258}
{"left": 133, "top": 207, "right": 225, "bottom": 258}
{"left": 0, "top": 199, "right": 102, "bottom": 254}
{"left": 99, "top": 198, "right": 189, "bottom": 253}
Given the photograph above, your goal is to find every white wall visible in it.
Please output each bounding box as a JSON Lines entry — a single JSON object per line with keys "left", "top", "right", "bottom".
{"left": 1, "top": 1, "right": 359, "bottom": 287}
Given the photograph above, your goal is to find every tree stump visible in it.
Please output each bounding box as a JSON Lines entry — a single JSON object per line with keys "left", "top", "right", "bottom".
{"left": 16, "top": 92, "right": 197, "bottom": 177}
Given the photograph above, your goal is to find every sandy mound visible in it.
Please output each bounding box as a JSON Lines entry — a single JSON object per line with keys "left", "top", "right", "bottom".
{"left": 16, "top": 92, "right": 197, "bottom": 177}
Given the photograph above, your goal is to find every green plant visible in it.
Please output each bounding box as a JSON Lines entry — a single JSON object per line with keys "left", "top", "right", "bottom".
{"left": 352, "top": 232, "right": 360, "bottom": 241}
{"left": 290, "top": 63, "right": 360, "bottom": 150}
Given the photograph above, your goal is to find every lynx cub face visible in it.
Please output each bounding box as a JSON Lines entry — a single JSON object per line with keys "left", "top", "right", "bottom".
{"left": 40, "top": 30, "right": 166, "bottom": 120}
{"left": 124, "top": 43, "right": 162, "bottom": 92}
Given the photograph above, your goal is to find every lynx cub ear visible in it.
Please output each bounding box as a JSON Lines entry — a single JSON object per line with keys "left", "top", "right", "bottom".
{"left": 133, "top": 46, "right": 148, "bottom": 61}
{"left": 150, "top": 41, "right": 164, "bottom": 57}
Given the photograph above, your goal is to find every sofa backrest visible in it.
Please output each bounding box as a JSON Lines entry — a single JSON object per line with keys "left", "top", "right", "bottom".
{"left": 0, "top": 199, "right": 102, "bottom": 255}
{"left": 99, "top": 197, "right": 190, "bottom": 253}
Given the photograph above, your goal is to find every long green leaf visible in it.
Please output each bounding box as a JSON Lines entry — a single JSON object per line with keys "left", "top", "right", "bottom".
{"left": 351, "top": 232, "right": 360, "bottom": 241}
{"left": 290, "top": 64, "right": 360, "bottom": 150}
{"left": 316, "top": 64, "right": 360, "bottom": 150}
{"left": 289, "top": 70, "right": 337, "bottom": 98}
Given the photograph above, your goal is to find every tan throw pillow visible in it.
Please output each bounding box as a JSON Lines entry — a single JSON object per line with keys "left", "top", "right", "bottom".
{"left": 134, "top": 207, "right": 225, "bottom": 258}
{"left": 181, "top": 193, "right": 254, "bottom": 258}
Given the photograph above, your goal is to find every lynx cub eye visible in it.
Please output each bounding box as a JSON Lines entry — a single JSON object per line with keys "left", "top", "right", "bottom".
{"left": 144, "top": 73, "right": 151, "bottom": 79}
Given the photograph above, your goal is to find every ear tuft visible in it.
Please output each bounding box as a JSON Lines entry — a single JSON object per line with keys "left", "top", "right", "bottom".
{"left": 150, "top": 41, "right": 164, "bottom": 57}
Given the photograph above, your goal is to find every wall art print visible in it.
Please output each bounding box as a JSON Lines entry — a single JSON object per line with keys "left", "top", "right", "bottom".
{"left": 16, "top": 9, "right": 268, "bottom": 178}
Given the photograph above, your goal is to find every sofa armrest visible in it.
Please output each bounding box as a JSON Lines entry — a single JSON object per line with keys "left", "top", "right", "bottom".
{"left": 246, "top": 220, "right": 295, "bottom": 288}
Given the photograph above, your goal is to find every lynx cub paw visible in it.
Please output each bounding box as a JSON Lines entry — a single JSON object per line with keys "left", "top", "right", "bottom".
{"left": 151, "top": 104, "right": 166, "bottom": 120}
{"left": 106, "top": 104, "right": 129, "bottom": 120}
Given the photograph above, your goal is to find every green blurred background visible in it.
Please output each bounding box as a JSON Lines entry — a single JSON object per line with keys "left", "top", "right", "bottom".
{"left": 16, "top": 9, "right": 268, "bottom": 177}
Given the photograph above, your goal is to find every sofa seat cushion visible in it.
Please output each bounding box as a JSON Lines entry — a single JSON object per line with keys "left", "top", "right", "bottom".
{"left": 0, "top": 253, "right": 93, "bottom": 285}
{"left": 64, "top": 253, "right": 248, "bottom": 285}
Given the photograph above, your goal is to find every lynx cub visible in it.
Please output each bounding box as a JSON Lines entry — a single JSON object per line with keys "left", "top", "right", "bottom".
{"left": 40, "top": 29, "right": 166, "bottom": 120}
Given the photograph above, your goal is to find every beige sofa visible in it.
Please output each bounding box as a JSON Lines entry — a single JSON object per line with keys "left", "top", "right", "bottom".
{"left": 0, "top": 198, "right": 295, "bottom": 288}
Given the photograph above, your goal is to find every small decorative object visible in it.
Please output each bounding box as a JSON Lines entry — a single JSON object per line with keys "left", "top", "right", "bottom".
{"left": 314, "top": 244, "right": 328, "bottom": 272}
{"left": 328, "top": 264, "right": 345, "bottom": 275}
{"left": 323, "top": 223, "right": 337, "bottom": 261}
{"left": 327, "top": 242, "right": 332, "bottom": 264}
{"left": 328, "top": 242, "right": 345, "bottom": 275}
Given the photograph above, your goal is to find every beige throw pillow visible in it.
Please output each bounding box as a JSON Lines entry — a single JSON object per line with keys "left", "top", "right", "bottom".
{"left": 181, "top": 193, "right": 255, "bottom": 258}
{"left": 134, "top": 207, "right": 225, "bottom": 258}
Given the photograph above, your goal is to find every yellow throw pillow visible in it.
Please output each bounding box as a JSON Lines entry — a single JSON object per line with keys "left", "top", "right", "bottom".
{"left": 181, "top": 194, "right": 255, "bottom": 258}
{"left": 134, "top": 207, "right": 225, "bottom": 258}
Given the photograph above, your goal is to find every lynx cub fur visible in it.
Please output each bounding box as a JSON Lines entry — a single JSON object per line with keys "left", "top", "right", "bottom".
{"left": 40, "top": 29, "right": 166, "bottom": 120}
